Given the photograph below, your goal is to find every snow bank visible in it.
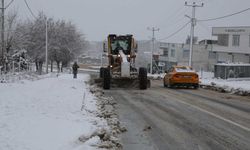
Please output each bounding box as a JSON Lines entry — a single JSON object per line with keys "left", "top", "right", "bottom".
{"left": 147, "top": 73, "right": 165, "bottom": 80}
{"left": 0, "top": 73, "right": 110, "bottom": 150}
{"left": 87, "top": 85, "right": 126, "bottom": 149}
{"left": 199, "top": 72, "right": 250, "bottom": 96}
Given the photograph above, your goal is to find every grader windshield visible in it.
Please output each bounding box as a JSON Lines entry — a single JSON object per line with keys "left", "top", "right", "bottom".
{"left": 109, "top": 35, "right": 132, "bottom": 55}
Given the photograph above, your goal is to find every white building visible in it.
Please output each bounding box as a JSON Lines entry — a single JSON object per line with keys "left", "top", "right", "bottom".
{"left": 212, "top": 26, "right": 250, "bottom": 63}
{"left": 157, "top": 42, "right": 178, "bottom": 71}
{"left": 157, "top": 41, "right": 216, "bottom": 72}
{"left": 179, "top": 42, "right": 216, "bottom": 71}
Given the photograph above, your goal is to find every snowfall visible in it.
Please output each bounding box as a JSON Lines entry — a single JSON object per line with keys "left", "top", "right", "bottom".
{"left": 1, "top": 70, "right": 250, "bottom": 150}
{"left": 0, "top": 73, "right": 112, "bottom": 150}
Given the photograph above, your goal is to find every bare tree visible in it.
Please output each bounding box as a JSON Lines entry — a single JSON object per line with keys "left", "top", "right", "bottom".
{"left": 4, "top": 11, "right": 86, "bottom": 74}
{"left": 48, "top": 19, "right": 85, "bottom": 72}
{"left": 5, "top": 10, "right": 18, "bottom": 54}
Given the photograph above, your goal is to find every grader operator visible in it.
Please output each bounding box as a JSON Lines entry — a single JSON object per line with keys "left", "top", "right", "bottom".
{"left": 100, "top": 34, "right": 148, "bottom": 90}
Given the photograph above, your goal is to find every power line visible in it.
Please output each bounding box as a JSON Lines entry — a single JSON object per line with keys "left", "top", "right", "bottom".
{"left": 158, "top": 6, "right": 187, "bottom": 28}
{"left": 197, "top": 22, "right": 210, "bottom": 34}
{"left": 23, "top": 0, "right": 37, "bottom": 19}
{"left": 196, "top": 22, "right": 213, "bottom": 40}
{"left": 198, "top": 7, "right": 250, "bottom": 22}
{"left": 5, "top": 0, "right": 14, "bottom": 9}
{"left": 158, "top": 21, "right": 190, "bottom": 41}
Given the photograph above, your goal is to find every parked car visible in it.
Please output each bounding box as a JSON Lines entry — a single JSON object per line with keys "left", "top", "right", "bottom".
{"left": 163, "top": 66, "right": 199, "bottom": 89}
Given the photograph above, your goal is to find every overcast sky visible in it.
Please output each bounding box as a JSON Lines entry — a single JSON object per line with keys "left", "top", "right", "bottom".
{"left": 8, "top": 0, "right": 250, "bottom": 42}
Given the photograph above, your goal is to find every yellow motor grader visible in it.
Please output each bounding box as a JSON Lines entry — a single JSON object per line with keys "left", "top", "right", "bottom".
{"left": 100, "top": 34, "right": 149, "bottom": 90}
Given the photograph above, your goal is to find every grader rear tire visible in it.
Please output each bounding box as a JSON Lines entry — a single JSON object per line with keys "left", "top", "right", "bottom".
{"left": 103, "top": 68, "right": 111, "bottom": 89}
{"left": 139, "top": 67, "right": 147, "bottom": 90}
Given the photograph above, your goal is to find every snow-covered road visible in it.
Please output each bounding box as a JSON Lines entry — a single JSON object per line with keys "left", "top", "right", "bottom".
{"left": 0, "top": 73, "right": 107, "bottom": 150}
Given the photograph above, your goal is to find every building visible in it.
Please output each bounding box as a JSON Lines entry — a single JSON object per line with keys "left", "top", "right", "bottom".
{"left": 136, "top": 40, "right": 163, "bottom": 73}
{"left": 179, "top": 42, "right": 216, "bottom": 71}
{"left": 157, "top": 42, "right": 178, "bottom": 72}
{"left": 212, "top": 26, "right": 250, "bottom": 63}
{"left": 137, "top": 39, "right": 218, "bottom": 73}
{"left": 156, "top": 41, "right": 216, "bottom": 72}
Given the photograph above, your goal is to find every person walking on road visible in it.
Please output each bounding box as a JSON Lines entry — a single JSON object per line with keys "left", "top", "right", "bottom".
{"left": 72, "top": 62, "right": 79, "bottom": 78}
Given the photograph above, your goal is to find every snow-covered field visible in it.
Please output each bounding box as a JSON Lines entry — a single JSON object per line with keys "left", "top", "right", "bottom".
{"left": 0, "top": 73, "right": 109, "bottom": 150}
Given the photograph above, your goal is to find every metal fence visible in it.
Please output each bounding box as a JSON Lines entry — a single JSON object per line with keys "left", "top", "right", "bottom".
{"left": 214, "top": 64, "right": 250, "bottom": 79}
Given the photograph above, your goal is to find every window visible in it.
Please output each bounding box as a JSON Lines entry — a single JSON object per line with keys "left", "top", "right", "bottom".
{"left": 217, "top": 34, "right": 229, "bottom": 46}
{"left": 208, "top": 51, "right": 216, "bottom": 59}
{"left": 171, "top": 49, "right": 175, "bottom": 57}
{"left": 163, "top": 48, "right": 168, "bottom": 56}
{"left": 232, "top": 35, "right": 240, "bottom": 46}
{"left": 183, "top": 49, "right": 189, "bottom": 58}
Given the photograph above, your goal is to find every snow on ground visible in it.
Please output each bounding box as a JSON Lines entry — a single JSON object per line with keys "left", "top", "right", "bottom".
{"left": 0, "top": 73, "right": 109, "bottom": 150}
{"left": 198, "top": 72, "right": 250, "bottom": 95}
{"left": 147, "top": 73, "right": 165, "bottom": 80}
{"left": 79, "top": 68, "right": 99, "bottom": 73}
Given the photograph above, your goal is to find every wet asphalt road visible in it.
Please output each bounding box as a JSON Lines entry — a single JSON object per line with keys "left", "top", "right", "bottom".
{"left": 105, "top": 80, "right": 250, "bottom": 150}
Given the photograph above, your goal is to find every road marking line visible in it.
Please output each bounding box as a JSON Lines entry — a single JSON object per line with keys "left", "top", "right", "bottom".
{"left": 176, "top": 98, "right": 250, "bottom": 132}
{"left": 154, "top": 83, "right": 250, "bottom": 132}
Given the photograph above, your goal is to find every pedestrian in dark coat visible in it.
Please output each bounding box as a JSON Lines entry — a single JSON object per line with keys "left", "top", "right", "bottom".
{"left": 72, "top": 62, "right": 79, "bottom": 78}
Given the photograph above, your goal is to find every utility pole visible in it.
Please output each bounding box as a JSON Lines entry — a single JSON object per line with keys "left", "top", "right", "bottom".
{"left": 147, "top": 27, "right": 159, "bottom": 74}
{"left": 185, "top": 1, "right": 203, "bottom": 67}
{"left": 45, "top": 18, "right": 48, "bottom": 73}
{"left": 1, "top": 0, "right": 4, "bottom": 73}
{"left": 0, "top": 0, "right": 14, "bottom": 74}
